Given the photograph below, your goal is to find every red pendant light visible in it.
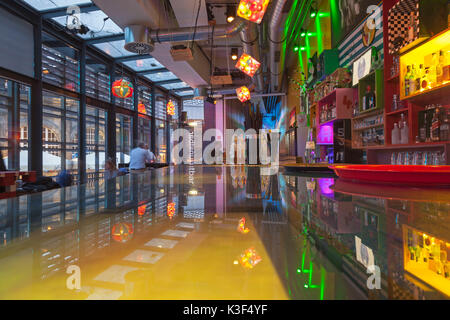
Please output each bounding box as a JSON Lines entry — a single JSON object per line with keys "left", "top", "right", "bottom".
{"left": 237, "top": 0, "right": 271, "bottom": 24}
{"left": 112, "top": 79, "right": 134, "bottom": 99}
{"left": 235, "top": 53, "right": 261, "bottom": 77}
{"left": 167, "top": 100, "right": 175, "bottom": 116}
{"left": 111, "top": 222, "right": 134, "bottom": 243}
{"left": 236, "top": 86, "right": 251, "bottom": 102}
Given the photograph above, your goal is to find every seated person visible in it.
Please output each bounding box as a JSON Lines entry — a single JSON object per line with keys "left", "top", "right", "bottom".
{"left": 56, "top": 170, "right": 73, "bottom": 187}
{"left": 129, "top": 142, "right": 154, "bottom": 172}
{"left": 104, "top": 159, "right": 119, "bottom": 180}
{"left": 0, "top": 151, "right": 6, "bottom": 172}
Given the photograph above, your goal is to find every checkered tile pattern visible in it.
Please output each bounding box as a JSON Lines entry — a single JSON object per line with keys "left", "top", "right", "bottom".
{"left": 388, "top": 0, "right": 420, "bottom": 55}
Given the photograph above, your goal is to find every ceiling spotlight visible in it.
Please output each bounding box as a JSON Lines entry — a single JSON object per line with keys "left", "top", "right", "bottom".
{"left": 231, "top": 48, "right": 238, "bottom": 60}
{"left": 300, "top": 29, "right": 306, "bottom": 37}
{"left": 226, "top": 5, "right": 236, "bottom": 23}
{"left": 310, "top": 7, "right": 318, "bottom": 18}
{"left": 294, "top": 46, "right": 299, "bottom": 52}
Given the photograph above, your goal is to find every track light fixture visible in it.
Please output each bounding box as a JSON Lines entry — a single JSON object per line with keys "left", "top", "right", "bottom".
{"left": 226, "top": 5, "right": 236, "bottom": 23}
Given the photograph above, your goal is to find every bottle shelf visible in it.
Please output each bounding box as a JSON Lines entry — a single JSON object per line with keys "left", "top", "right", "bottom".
{"left": 367, "top": 142, "right": 449, "bottom": 150}
{"left": 353, "top": 123, "right": 385, "bottom": 131}
{"left": 386, "top": 108, "right": 409, "bottom": 116}
{"left": 352, "top": 108, "right": 384, "bottom": 120}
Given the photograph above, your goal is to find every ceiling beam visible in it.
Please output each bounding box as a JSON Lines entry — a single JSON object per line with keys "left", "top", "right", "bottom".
{"left": 155, "top": 79, "right": 184, "bottom": 86}
{"left": 115, "top": 54, "right": 153, "bottom": 63}
{"left": 42, "top": 3, "right": 99, "bottom": 19}
{"left": 172, "top": 87, "right": 193, "bottom": 93}
{"left": 137, "top": 68, "right": 169, "bottom": 76}
{"left": 85, "top": 33, "right": 124, "bottom": 45}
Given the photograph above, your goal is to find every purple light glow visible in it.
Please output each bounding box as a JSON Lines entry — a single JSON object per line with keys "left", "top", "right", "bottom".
{"left": 317, "top": 124, "right": 334, "bottom": 145}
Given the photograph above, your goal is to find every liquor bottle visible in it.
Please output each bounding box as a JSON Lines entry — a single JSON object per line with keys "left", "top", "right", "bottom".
{"left": 429, "top": 52, "right": 438, "bottom": 87}
{"left": 436, "top": 50, "right": 444, "bottom": 85}
{"left": 422, "top": 67, "right": 430, "bottom": 90}
{"left": 416, "top": 64, "right": 423, "bottom": 91}
{"left": 431, "top": 108, "right": 441, "bottom": 142}
{"left": 410, "top": 65, "right": 417, "bottom": 93}
{"left": 401, "top": 121, "right": 409, "bottom": 144}
{"left": 405, "top": 65, "right": 411, "bottom": 96}
{"left": 392, "top": 123, "right": 400, "bottom": 145}
{"left": 419, "top": 112, "right": 427, "bottom": 142}
{"left": 440, "top": 108, "right": 449, "bottom": 141}
{"left": 443, "top": 50, "right": 450, "bottom": 82}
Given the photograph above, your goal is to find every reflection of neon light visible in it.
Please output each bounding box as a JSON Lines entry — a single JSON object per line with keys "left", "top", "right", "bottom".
{"left": 138, "top": 204, "right": 146, "bottom": 216}
{"left": 111, "top": 222, "right": 134, "bottom": 243}
{"left": 318, "top": 178, "right": 334, "bottom": 196}
{"left": 237, "top": 217, "right": 250, "bottom": 234}
{"left": 167, "top": 202, "right": 175, "bottom": 219}
{"left": 238, "top": 247, "right": 262, "bottom": 269}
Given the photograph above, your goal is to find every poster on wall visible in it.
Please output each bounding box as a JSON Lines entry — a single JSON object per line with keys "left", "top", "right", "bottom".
{"left": 332, "top": 0, "right": 382, "bottom": 46}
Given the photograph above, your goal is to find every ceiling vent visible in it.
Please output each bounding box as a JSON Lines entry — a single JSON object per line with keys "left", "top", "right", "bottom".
{"left": 124, "top": 25, "right": 154, "bottom": 54}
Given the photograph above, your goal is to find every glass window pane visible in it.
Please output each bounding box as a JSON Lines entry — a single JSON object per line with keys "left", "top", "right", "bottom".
{"left": 124, "top": 58, "right": 164, "bottom": 72}
{"left": 138, "top": 84, "right": 152, "bottom": 116}
{"left": 116, "top": 114, "right": 132, "bottom": 167}
{"left": 23, "top": 0, "right": 92, "bottom": 11}
{"left": 52, "top": 10, "right": 122, "bottom": 39}
{"left": 94, "top": 40, "right": 134, "bottom": 58}
{"left": 161, "top": 81, "right": 188, "bottom": 90}
{"left": 155, "top": 119, "right": 166, "bottom": 164}
{"left": 0, "top": 78, "right": 30, "bottom": 171}
{"left": 86, "top": 56, "right": 110, "bottom": 102}
{"left": 42, "top": 33, "right": 80, "bottom": 92}
{"left": 86, "top": 105, "right": 106, "bottom": 179}
{"left": 145, "top": 71, "right": 178, "bottom": 82}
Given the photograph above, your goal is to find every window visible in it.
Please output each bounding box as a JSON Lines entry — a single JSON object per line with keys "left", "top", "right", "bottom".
{"left": 116, "top": 114, "right": 132, "bottom": 166}
{"left": 86, "top": 105, "right": 106, "bottom": 180}
{"left": 42, "top": 33, "right": 80, "bottom": 92}
{"left": 0, "top": 77, "right": 30, "bottom": 171}
{"left": 138, "top": 117, "right": 151, "bottom": 150}
{"left": 137, "top": 83, "right": 152, "bottom": 116}
{"left": 86, "top": 56, "right": 110, "bottom": 102}
{"left": 42, "top": 91, "right": 79, "bottom": 178}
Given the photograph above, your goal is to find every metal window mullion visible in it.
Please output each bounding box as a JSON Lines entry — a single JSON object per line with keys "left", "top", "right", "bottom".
{"left": 61, "top": 96, "right": 67, "bottom": 172}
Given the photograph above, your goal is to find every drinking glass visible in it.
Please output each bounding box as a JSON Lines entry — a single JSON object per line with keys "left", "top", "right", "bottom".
{"left": 391, "top": 152, "right": 397, "bottom": 165}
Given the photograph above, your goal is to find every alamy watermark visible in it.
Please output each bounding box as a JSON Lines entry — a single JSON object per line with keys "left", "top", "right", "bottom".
{"left": 171, "top": 128, "right": 280, "bottom": 175}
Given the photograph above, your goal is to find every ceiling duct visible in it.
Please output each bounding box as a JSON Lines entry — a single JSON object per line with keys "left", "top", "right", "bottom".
{"left": 124, "top": 25, "right": 154, "bottom": 54}
{"left": 269, "top": 0, "right": 291, "bottom": 92}
{"left": 240, "top": 22, "right": 264, "bottom": 93}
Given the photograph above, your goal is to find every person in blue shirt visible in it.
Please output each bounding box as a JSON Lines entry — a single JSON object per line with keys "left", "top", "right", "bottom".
{"left": 129, "top": 142, "right": 155, "bottom": 172}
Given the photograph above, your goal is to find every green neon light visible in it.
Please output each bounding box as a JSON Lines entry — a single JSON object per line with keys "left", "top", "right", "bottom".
{"left": 315, "top": 9, "right": 323, "bottom": 55}
{"left": 320, "top": 267, "right": 325, "bottom": 300}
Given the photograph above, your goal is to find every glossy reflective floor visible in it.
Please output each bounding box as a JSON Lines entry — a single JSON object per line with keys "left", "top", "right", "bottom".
{"left": 0, "top": 166, "right": 449, "bottom": 300}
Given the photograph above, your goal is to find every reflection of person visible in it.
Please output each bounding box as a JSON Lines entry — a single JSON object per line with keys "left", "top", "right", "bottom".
{"left": 129, "top": 142, "right": 153, "bottom": 172}
{"left": 104, "top": 158, "right": 118, "bottom": 180}
{"left": 144, "top": 144, "right": 156, "bottom": 164}
{"left": 339, "top": 0, "right": 361, "bottom": 31}
{"left": 0, "top": 151, "right": 6, "bottom": 172}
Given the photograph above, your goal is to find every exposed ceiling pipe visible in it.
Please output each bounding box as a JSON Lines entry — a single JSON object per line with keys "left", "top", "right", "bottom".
{"left": 268, "top": 0, "right": 291, "bottom": 92}
{"left": 240, "top": 22, "right": 264, "bottom": 93}
{"left": 149, "top": 18, "right": 246, "bottom": 43}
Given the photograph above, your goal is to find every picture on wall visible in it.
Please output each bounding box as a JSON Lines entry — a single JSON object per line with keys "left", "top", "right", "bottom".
{"left": 334, "top": 0, "right": 382, "bottom": 46}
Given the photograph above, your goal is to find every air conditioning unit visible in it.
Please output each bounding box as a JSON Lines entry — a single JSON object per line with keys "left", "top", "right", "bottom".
{"left": 170, "top": 45, "right": 194, "bottom": 61}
